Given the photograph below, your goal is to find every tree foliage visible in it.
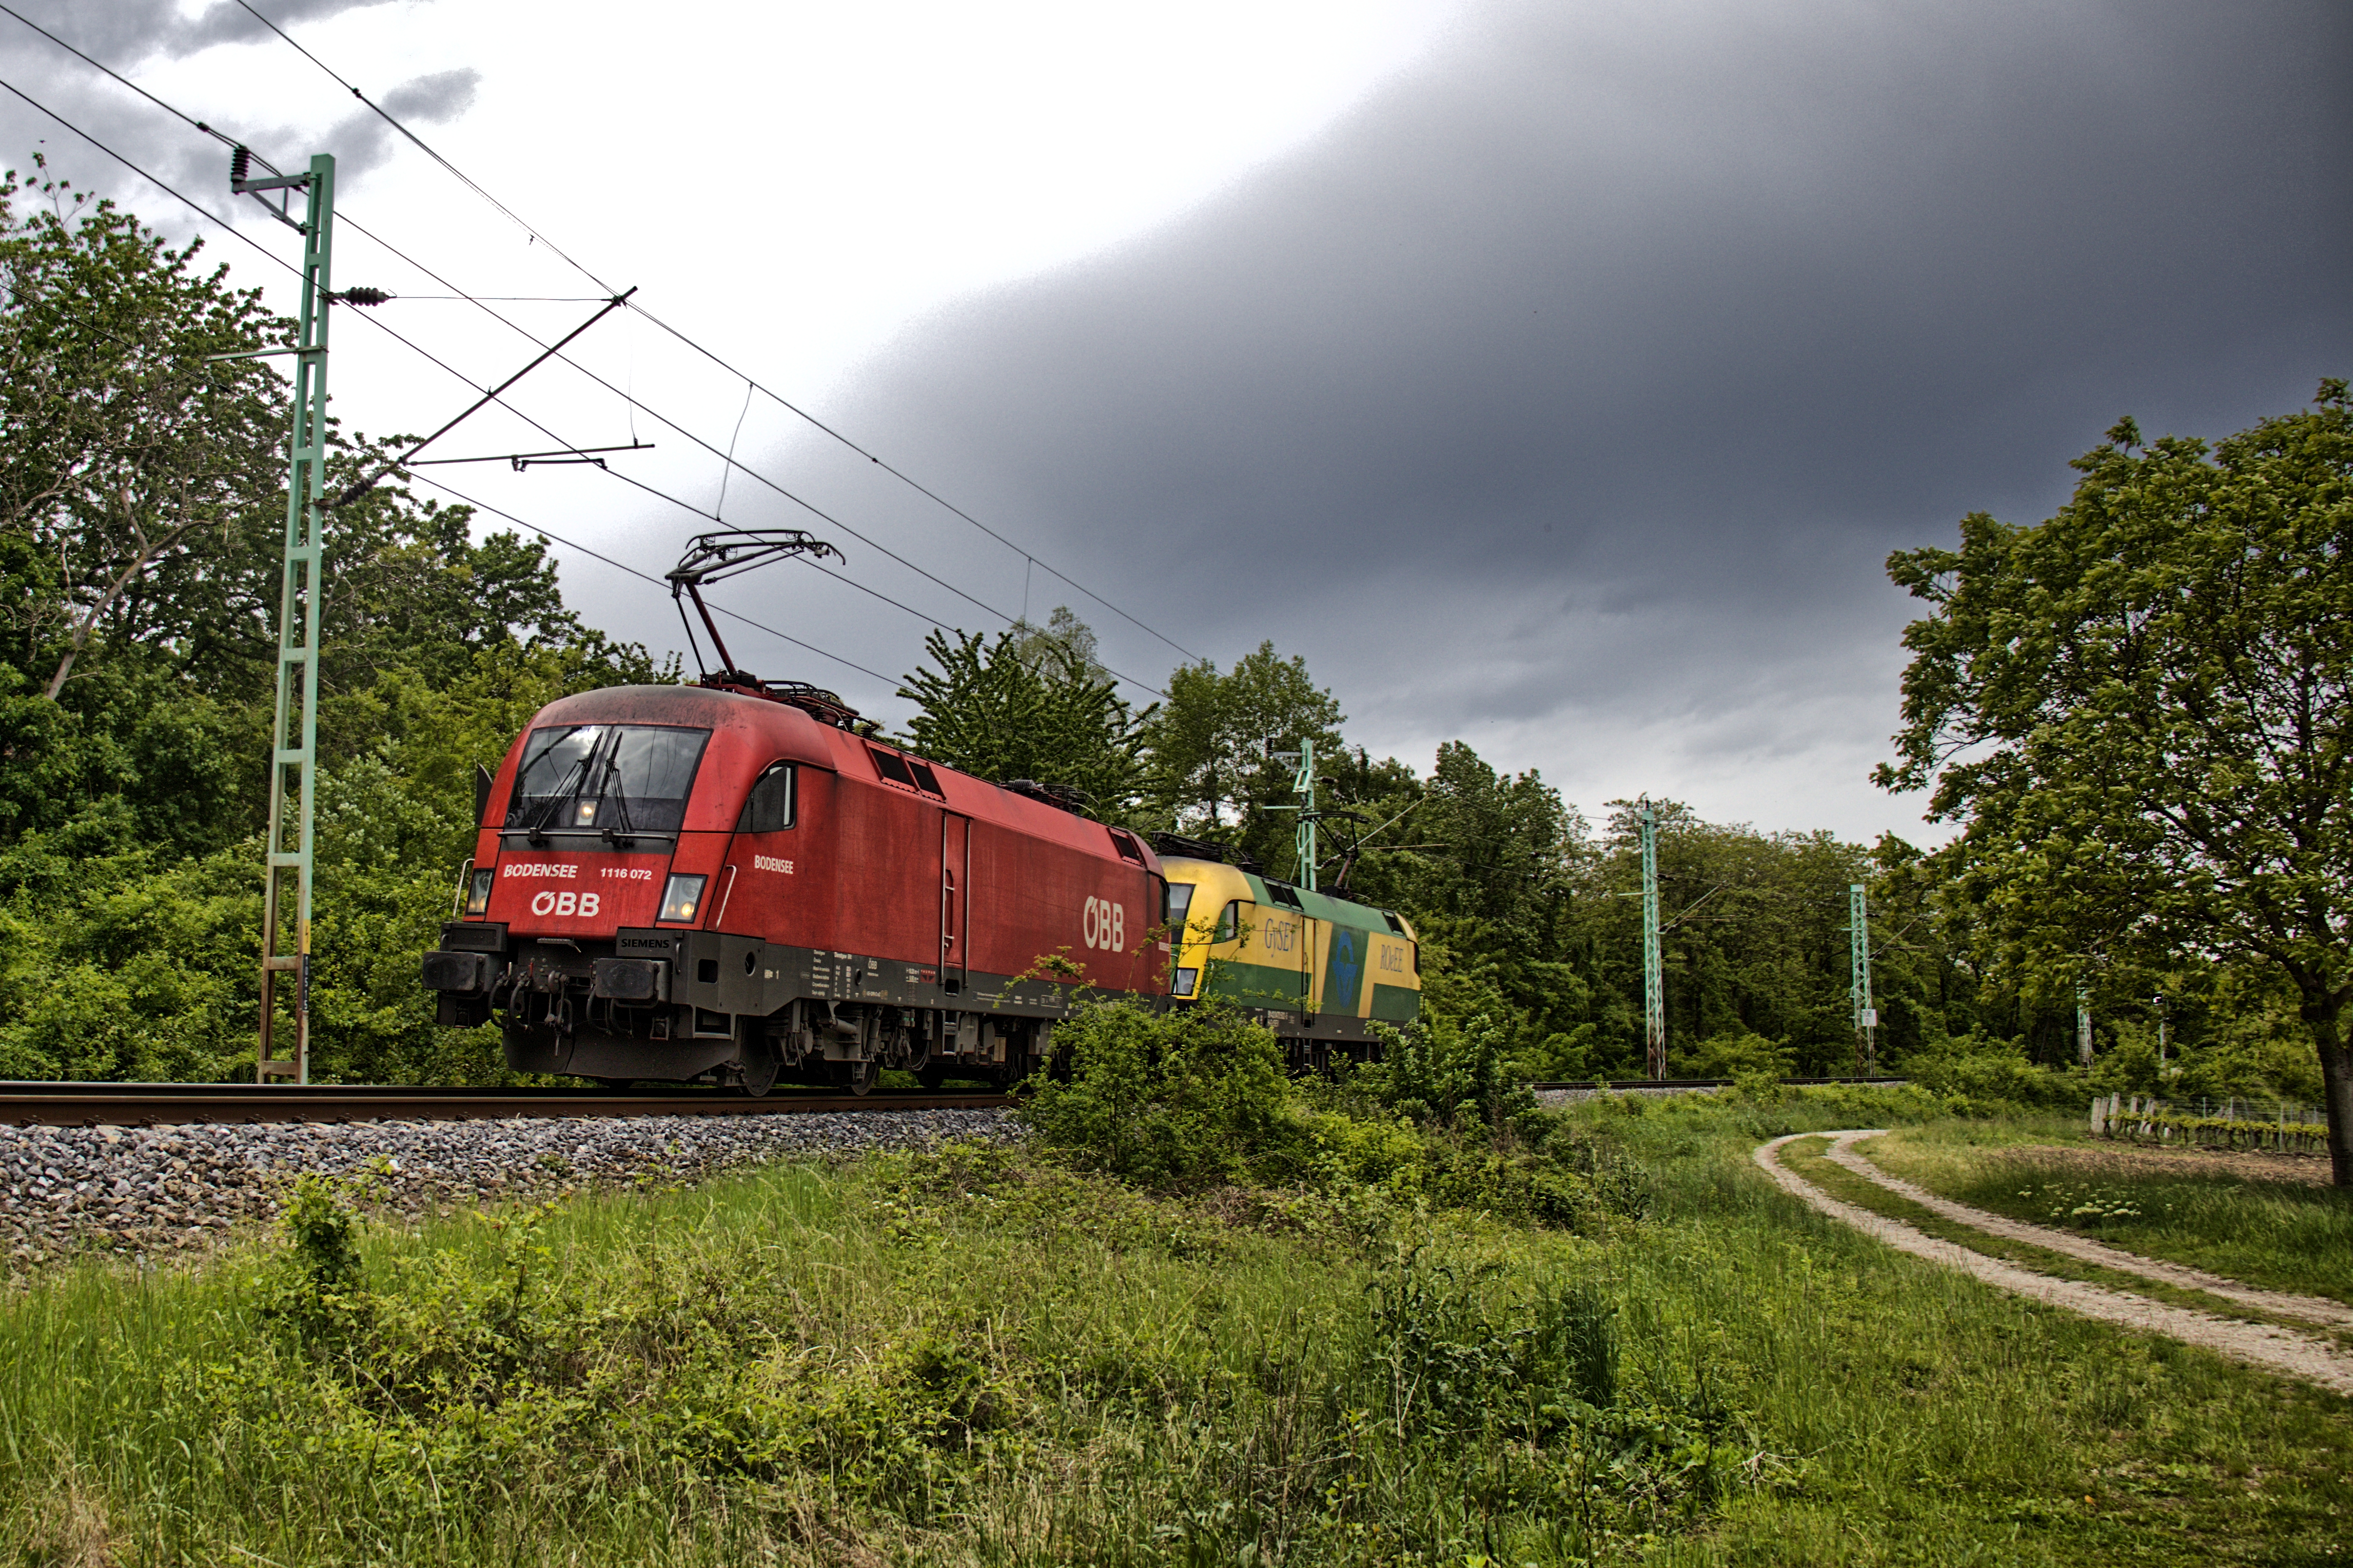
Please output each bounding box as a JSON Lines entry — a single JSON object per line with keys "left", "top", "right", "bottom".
{"left": 895, "top": 620, "right": 1149, "bottom": 812}
{"left": 0, "top": 160, "right": 288, "bottom": 701}
{"left": 1881, "top": 384, "right": 2353, "bottom": 1179}
{"left": 1142, "top": 640, "right": 1343, "bottom": 872}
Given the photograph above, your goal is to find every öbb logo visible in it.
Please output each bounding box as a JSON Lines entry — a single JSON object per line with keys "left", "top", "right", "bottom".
{"left": 530, "top": 890, "right": 602, "bottom": 918}
{"left": 1083, "top": 896, "right": 1125, "bottom": 951}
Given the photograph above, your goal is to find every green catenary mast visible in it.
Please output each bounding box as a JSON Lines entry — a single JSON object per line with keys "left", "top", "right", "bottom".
{"left": 240, "top": 150, "right": 335, "bottom": 1085}
{"left": 1292, "top": 737, "right": 1317, "bottom": 892}
{"left": 1267, "top": 736, "right": 1319, "bottom": 891}
{"left": 1641, "top": 801, "right": 1664, "bottom": 1079}
{"left": 1849, "top": 882, "right": 1875, "bottom": 1074}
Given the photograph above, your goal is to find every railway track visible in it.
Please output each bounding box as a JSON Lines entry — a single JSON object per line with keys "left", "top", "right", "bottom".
{"left": 1528, "top": 1076, "right": 1909, "bottom": 1091}
{"left": 0, "top": 1081, "right": 1012, "bottom": 1129}
{"left": 0, "top": 1074, "right": 1911, "bottom": 1128}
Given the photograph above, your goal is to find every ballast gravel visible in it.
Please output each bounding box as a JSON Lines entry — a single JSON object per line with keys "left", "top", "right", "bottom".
{"left": 0, "top": 1107, "right": 1013, "bottom": 1269}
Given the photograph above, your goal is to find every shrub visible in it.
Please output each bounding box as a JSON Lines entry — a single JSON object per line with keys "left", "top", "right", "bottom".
{"left": 1020, "top": 1000, "right": 1299, "bottom": 1186}
{"left": 1899, "top": 1034, "right": 2080, "bottom": 1110}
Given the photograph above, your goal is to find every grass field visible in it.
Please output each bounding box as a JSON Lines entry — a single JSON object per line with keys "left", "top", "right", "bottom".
{"left": 1861, "top": 1120, "right": 2353, "bottom": 1305}
{"left": 2, "top": 1096, "right": 2349, "bottom": 1565}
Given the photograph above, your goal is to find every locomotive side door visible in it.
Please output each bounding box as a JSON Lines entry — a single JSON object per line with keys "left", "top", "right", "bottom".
{"left": 938, "top": 811, "right": 971, "bottom": 994}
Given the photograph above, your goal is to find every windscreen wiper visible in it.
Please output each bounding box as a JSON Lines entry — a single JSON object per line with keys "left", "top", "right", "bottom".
{"left": 597, "top": 748, "right": 639, "bottom": 848}
{"left": 522, "top": 743, "right": 602, "bottom": 847}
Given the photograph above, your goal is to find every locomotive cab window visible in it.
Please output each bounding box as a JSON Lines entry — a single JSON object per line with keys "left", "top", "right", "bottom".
{"left": 506, "top": 724, "right": 710, "bottom": 836}
{"left": 1165, "top": 882, "right": 1194, "bottom": 932}
{"left": 736, "top": 764, "right": 796, "bottom": 833}
{"left": 1215, "top": 900, "right": 1241, "bottom": 943}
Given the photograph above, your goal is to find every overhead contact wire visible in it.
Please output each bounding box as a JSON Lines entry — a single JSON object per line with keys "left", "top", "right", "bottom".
{"left": 629, "top": 301, "right": 1204, "bottom": 663}
{"left": 0, "top": 74, "right": 923, "bottom": 674}
{"left": 0, "top": 28, "right": 1174, "bottom": 697}
{"left": 212, "top": 0, "right": 1201, "bottom": 666}
{"left": 407, "top": 473, "right": 896, "bottom": 686}
{"left": 318, "top": 214, "right": 1174, "bottom": 696}
{"left": 5, "top": 5, "right": 1185, "bottom": 690}
{"left": 229, "top": 0, "right": 616, "bottom": 294}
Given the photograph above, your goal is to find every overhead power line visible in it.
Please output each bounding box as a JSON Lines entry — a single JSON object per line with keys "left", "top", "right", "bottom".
{"left": 407, "top": 473, "right": 897, "bottom": 687}
{"left": 0, "top": 27, "right": 1176, "bottom": 699}
{"left": 227, "top": 0, "right": 619, "bottom": 295}
{"left": 0, "top": 74, "right": 926, "bottom": 689}
{"left": 629, "top": 301, "right": 1206, "bottom": 664}
{"left": 215, "top": 0, "right": 1202, "bottom": 666}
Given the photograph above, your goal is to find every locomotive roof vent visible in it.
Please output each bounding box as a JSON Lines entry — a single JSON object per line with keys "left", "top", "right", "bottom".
{"left": 1002, "top": 779, "right": 1096, "bottom": 818}
{"left": 1148, "top": 829, "right": 1262, "bottom": 872}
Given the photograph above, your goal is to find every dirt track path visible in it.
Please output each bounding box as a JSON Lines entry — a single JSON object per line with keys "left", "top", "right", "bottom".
{"left": 1753, "top": 1132, "right": 2353, "bottom": 1397}
{"left": 1828, "top": 1133, "right": 2353, "bottom": 1329}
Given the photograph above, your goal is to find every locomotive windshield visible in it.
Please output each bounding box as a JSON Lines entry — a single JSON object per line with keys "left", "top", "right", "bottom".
{"left": 506, "top": 724, "right": 711, "bottom": 836}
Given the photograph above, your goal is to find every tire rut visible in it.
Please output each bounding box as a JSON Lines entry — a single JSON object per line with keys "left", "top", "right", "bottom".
{"left": 1829, "top": 1133, "right": 2353, "bottom": 1329}
{"left": 1753, "top": 1131, "right": 2353, "bottom": 1397}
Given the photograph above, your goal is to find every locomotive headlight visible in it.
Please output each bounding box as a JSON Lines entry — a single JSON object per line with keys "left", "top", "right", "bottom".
{"left": 463, "top": 868, "right": 495, "bottom": 917}
{"left": 657, "top": 872, "right": 707, "bottom": 924}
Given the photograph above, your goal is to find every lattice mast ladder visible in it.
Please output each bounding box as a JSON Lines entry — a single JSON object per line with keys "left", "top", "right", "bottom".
{"left": 1640, "top": 801, "right": 1664, "bottom": 1079}
{"left": 250, "top": 152, "right": 335, "bottom": 1084}
{"left": 1849, "top": 882, "right": 1876, "bottom": 1074}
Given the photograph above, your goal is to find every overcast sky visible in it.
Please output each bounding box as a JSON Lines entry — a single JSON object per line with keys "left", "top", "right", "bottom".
{"left": 5, "top": 0, "right": 2347, "bottom": 844}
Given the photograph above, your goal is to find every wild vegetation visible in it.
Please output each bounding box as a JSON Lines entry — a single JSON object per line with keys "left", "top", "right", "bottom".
{"left": 6, "top": 1029, "right": 2349, "bottom": 1565}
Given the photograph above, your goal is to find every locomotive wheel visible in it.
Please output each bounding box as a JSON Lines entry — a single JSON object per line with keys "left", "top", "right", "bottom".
{"left": 740, "top": 1040, "right": 780, "bottom": 1099}
{"left": 739, "top": 1025, "right": 786, "bottom": 1100}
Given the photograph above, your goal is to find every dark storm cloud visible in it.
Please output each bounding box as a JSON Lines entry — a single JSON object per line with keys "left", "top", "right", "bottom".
{"left": 0, "top": 1, "right": 452, "bottom": 210}
{"left": 823, "top": 0, "right": 2352, "bottom": 784}
{"left": 316, "top": 67, "right": 481, "bottom": 180}
{"left": 3, "top": 0, "right": 394, "bottom": 66}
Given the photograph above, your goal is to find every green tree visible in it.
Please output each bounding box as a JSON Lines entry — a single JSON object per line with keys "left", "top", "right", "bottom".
{"left": 1143, "top": 641, "right": 1342, "bottom": 874}
{"left": 1879, "top": 384, "right": 2353, "bottom": 1182}
{"left": 897, "top": 622, "right": 1149, "bottom": 813}
{"left": 1004, "top": 605, "right": 1107, "bottom": 685}
{"left": 0, "top": 160, "right": 288, "bottom": 701}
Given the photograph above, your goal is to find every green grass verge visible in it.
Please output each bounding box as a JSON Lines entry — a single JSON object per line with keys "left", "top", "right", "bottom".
{"left": 0, "top": 1107, "right": 2348, "bottom": 1565}
{"left": 1862, "top": 1122, "right": 2353, "bottom": 1305}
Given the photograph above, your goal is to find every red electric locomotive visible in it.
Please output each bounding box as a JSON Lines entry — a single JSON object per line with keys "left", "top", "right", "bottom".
{"left": 419, "top": 531, "right": 1168, "bottom": 1091}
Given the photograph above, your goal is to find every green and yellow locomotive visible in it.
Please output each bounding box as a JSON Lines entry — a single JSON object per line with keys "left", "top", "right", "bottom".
{"left": 1154, "top": 842, "right": 1420, "bottom": 1066}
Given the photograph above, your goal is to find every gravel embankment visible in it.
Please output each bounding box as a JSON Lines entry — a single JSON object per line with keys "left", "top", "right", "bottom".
{"left": 2, "top": 1108, "right": 1014, "bottom": 1266}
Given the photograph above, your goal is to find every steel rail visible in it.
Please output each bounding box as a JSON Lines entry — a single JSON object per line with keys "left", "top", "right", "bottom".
{"left": 0, "top": 1075, "right": 1909, "bottom": 1127}
{"left": 0, "top": 1081, "right": 1012, "bottom": 1129}
{"left": 1526, "top": 1076, "right": 1911, "bottom": 1091}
